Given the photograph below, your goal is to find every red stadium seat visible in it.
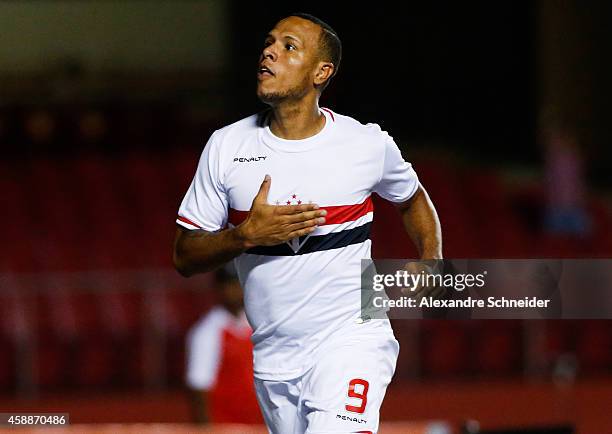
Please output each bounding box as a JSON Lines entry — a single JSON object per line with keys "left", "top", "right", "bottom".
{"left": 461, "top": 171, "right": 530, "bottom": 258}
{"left": 540, "top": 320, "right": 578, "bottom": 373}
{"left": 0, "top": 337, "right": 16, "bottom": 392}
{"left": 414, "top": 160, "right": 483, "bottom": 258}
{"left": 0, "top": 292, "right": 23, "bottom": 393}
{"left": 472, "top": 320, "right": 523, "bottom": 377}
{"left": 72, "top": 336, "right": 117, "bottom": 388}
{"left": 420, "top": 320, "right": 471, "bottom": 377}
{"left": 575, "top": 320, "right": 612, "bottom": 374}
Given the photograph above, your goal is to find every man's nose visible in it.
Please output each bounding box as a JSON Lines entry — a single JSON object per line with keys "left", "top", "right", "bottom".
{"left": 261, "top": 45, "right": 277, "bottom": 62}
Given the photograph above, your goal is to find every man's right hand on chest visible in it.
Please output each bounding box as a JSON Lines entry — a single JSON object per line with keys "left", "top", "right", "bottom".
{"left": 236, "top": 175, "right": 327, "bottom": 248}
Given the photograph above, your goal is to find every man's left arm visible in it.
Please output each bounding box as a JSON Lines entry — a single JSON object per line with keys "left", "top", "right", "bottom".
{"left": 396, "top": 183, "right": 442, "bottom": 260}
{"left": 371, "top": 129, "right": 443, "bottom": 261}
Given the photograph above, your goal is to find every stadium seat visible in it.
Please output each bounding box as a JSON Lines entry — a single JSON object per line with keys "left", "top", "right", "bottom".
{"left": 472, "top": 320, "right": 523, "bottom": 377}
{"left": 416, "top": 161, "right": 483, "bottom": 258}
{"left": 461, "top": 171, "right": 530, "bottom": 257}
{"left": 575, "top": 320, "right": 612, "bottom": 374}
{"left": 420, "top": 320, "right": 471, "bottom": 377}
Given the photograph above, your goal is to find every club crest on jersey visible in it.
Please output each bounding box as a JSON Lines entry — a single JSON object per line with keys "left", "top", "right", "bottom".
{"left": 275, "top": 193, "right": 313, "bottom": 253}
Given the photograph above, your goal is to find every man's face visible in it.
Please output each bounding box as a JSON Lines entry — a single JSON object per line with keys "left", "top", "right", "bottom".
{"left": 256, "top": 16, "right": 323, "bottom": 104}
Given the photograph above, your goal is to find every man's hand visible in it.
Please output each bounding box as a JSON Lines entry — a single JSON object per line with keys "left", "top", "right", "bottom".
{"left": 173, "top": 175, "right": 327, "bottom": 276}
{"left": 401, "top": 260, "right": 446, "bottom": 300}
{"left": 236, "top": 175, "right": 327, "bottom": 248}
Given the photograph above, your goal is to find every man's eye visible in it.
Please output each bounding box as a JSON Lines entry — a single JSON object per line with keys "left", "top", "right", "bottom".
{"left": 264, "top": 41, "right": 272, "bottom": 47}
{"left": 285, "top": 44, "right": 296, "bottom": 51}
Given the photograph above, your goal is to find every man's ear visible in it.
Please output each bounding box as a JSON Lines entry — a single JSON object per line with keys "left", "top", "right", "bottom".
{"left": 314, "top": 62, "right": 335, "bottom": 86}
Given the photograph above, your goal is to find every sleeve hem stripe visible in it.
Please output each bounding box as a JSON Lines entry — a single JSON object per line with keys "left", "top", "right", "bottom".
{"left": 177, "top": 216, "right": 203, "bottom": 229}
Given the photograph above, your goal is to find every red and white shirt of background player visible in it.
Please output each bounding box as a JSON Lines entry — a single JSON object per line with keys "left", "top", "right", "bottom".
{"left": 177, "top": 108, "right": 419, "bottom": 433}
{"left": 185, "top": 306, "right": 262, "bottom": 424}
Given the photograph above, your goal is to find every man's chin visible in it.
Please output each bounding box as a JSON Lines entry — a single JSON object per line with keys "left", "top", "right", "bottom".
{"left": 257, "top": 90, "right": 284, "bottom": 105}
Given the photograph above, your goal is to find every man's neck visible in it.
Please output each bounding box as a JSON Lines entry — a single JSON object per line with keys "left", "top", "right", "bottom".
{"left": 269, "top": 99, "right": 325, "bottom": 140}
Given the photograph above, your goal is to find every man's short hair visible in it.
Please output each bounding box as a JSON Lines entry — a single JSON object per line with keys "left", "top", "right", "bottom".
{"left": 287, "top": 12, "right": 342, "bottom": 90}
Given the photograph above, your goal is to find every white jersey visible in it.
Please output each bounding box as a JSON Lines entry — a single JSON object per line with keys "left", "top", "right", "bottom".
{"left": 185, "top": 306, "right": 251, "bottom": 390}
{"left": 177, "top": 108, "right": 419, "bottom": 380}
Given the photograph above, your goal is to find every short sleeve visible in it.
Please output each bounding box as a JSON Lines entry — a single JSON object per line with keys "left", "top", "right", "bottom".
{"left": 177, "top": 132, "right": 228, "bottom": 231}
{"left": 185, "top": 313, "right": 222, "bottom": 390}
{"left": 373, "top": 134, "right": 420, "bottom": 203}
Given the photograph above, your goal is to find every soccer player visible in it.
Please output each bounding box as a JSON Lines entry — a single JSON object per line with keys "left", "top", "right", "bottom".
{"left": 174, "top": 13, "right": 442, "bottom": 434}
{"left": 185, "top": 265, "right": 262, "bottom": 425}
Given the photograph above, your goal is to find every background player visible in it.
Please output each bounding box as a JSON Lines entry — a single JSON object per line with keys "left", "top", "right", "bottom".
{"left": 174, "top": 12, "right": 441, "bottom": 434}
{"left": 185, "top": 264, "right": 262, "bottom": 425}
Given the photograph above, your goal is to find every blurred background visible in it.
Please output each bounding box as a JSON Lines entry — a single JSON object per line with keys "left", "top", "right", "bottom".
{"left": 0, "top": 0, "right": 611, "bottom": 433}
